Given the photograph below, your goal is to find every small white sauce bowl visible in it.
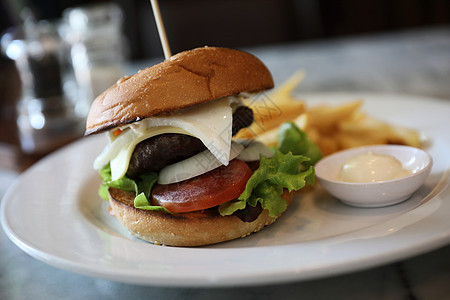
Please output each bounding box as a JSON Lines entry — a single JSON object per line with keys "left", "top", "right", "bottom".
{"left": 315, "top": 145, "right": 433, "bottom": 207}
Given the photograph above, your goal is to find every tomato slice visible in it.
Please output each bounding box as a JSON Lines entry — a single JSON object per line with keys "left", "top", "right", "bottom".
{"left": 152, "top": 159, "right": 252, "bottom": 213}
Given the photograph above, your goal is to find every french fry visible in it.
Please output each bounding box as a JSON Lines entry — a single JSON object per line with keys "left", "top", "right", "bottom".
{"left": 304, "top": 100, "right": 363, "bottom": 131}
{"left": 338, "top": 115, "right": 422, "bottom": 148}
{"left": 336, "top": 132, "right": 387, "bottom": 149}
{"left": 386, "top": 125, "right": 422, "bottom": 148}
{"left": 254, "top": 113, "right": 308, "bottom": 146}
{"left": 269, "top": 70, "right": 306, "bottom": 105}
{"left": 237, "top": 70, "right": 306, "bottom": 139}
{"left": 339, "top": 115, "right": 389, "bottom": 134}
{"left": 239, "top": 70, "right": 422, "bottom": 156}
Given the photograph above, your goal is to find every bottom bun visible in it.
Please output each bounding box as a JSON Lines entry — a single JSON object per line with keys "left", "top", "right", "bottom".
{"left": 108, "top": 187, "right": 294, "bottom": 247}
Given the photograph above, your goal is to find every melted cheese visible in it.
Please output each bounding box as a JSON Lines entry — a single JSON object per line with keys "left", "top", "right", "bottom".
{"left": 140, "top": 96, "right": 234, "bottom": 165}
{"left": 110, "top": 127, "right": 191, "bottom": 181}
{"left": 94, "top": 96, "right": 237, "bottom": 180}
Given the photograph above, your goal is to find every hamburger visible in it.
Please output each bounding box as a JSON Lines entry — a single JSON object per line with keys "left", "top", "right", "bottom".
{"left": 86, "top": 47, "right": 319, "bottom": 246}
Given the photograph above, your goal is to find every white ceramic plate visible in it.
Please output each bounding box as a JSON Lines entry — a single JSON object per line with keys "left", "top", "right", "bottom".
{"left": 1, "top": 93, "right": 450, "bottom": 287}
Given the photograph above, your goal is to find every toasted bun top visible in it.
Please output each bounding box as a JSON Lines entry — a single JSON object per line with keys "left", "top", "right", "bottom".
{"left": 85, "top": 47, "right": 274, "bottom": 135}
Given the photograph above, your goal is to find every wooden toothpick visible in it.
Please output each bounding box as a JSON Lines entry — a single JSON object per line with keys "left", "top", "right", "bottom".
{"left": 150, "top": 0, "right": 172, "bottom": 59}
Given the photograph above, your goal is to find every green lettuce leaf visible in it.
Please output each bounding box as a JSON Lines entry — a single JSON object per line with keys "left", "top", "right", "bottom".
{"left": 278, "top": 121, "right": 322, "bottom": 166}
{"left": 134, "top": 192, "right": 170, "bottom": 212}
{"left": 219, "top": 121, "right": 319, "bottom": 219}
{"left": 219, "top": 151, "right": 315, "bottom": 218}
{"left": 98, "top": 165, "right": 168, "bottom": 212}
{"left": 136, "top": 173, "right": 159, "bottom": 199}
{"left": 98, "top": 164, "right": 137, "bottom": 200}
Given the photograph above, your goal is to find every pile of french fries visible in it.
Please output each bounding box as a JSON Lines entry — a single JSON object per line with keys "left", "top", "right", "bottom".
{"left": 236, "top": 71, "right": 421, "bottom": 156}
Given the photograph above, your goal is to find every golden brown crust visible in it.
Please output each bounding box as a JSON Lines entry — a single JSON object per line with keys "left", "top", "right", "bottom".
{"left": 85, "top": 47, "right": 273, "bottom": 135}
{"left": 108, "top": 187, "right": 294, "bottom": 247}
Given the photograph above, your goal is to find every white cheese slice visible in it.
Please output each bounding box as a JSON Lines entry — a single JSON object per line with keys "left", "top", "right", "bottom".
{"left": 110, "top": 126, "right": 191, "bottom": 181}
{"left": 93, "top": 129, "right": 140, "bottom": 170}
{"left": 94, "top": 96, "right": 236, "bottom": 180}
{"left": 140, "top": 97, "right": 234, "bottom": 166}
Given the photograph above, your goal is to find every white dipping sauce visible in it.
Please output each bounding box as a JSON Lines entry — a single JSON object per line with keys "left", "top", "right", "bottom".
{"left": 338, "top": 152, "right": 411, "bottom": 183}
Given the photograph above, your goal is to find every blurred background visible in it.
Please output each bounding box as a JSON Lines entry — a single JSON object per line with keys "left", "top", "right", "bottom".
{"left": 0, "top": 0, "right": 449, "bottom": 170}
{"left": 3, "top": 0, "right": 448, "bottom": 59}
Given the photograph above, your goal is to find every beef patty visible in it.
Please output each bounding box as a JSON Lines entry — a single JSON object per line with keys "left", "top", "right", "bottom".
{"left": 126, "top": 105, "right": 253, "bottom": 178}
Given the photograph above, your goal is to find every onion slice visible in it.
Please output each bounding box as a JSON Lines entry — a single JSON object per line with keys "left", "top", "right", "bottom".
{"left": 158, "top": 142, "right": 244, "bottom": 184}
{"left": 93, "top": 129, "right": 139, "bottom": 170}
{"left": 237, "top": 141, "right": 274, "bottom": 161}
